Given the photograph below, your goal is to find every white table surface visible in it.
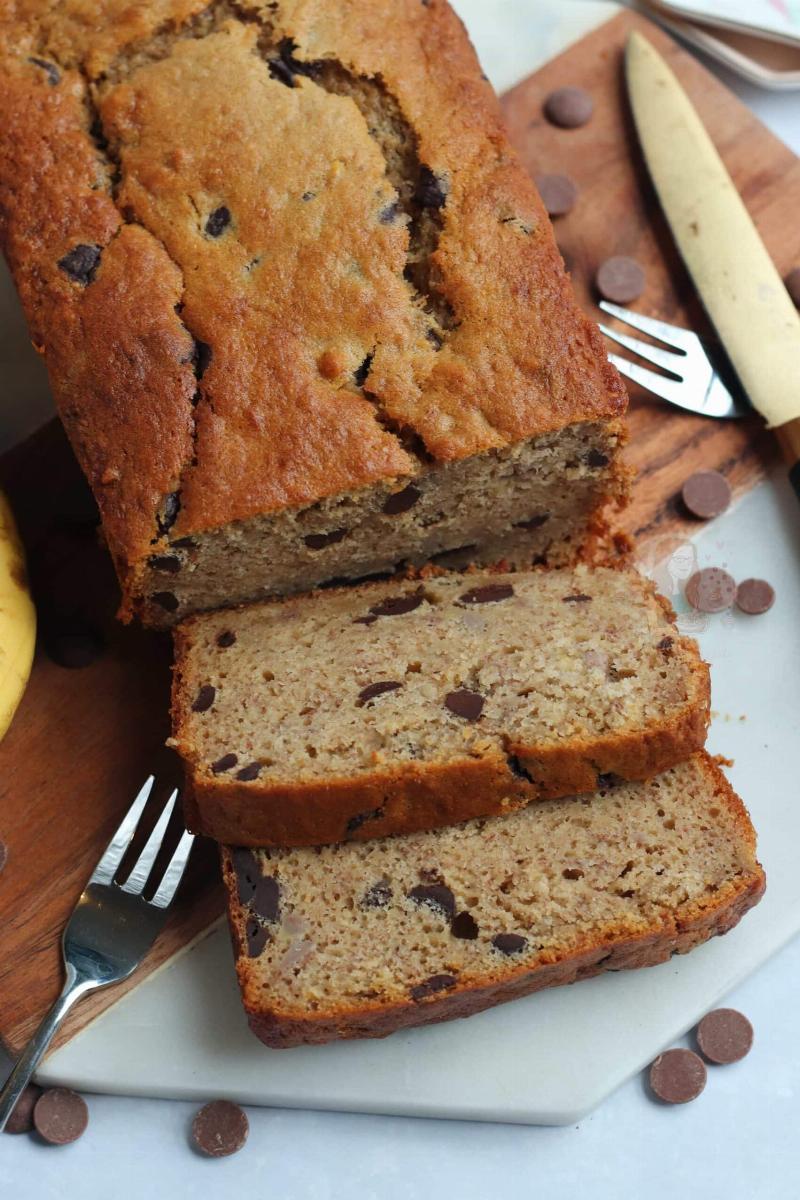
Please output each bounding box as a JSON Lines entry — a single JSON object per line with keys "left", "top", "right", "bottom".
{"left": 3, "top": 0, "right": 800, "bottom": 1193}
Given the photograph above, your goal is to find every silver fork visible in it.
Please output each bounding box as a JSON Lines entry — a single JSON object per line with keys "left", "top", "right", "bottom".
{"left": 598, "top": 300, "right": 750, "bottom": 419}
{"left": 0, "top": 777, "right": 195, "bottom": 1132}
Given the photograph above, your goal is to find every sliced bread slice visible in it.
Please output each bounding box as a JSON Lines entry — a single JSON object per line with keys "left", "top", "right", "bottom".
{"left": 173, "top": 565, "right": 709, "bottom": 846}
{"left": 222, "top": 753, "right": 764, "bottom": 1048}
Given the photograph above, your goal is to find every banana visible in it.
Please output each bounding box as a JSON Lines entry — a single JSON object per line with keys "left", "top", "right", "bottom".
{"left": 0, "top": 488, "right": 36, "bottom": 741}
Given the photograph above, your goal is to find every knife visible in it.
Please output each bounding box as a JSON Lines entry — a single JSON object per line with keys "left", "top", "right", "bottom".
{"left": 625, "top": 31, "right": 800, "bottom": 498}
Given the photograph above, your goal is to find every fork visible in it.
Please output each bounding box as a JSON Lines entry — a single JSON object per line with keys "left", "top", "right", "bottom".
{"left": 0, "top": 777, "right": 195, "bottom": 1132}
{"left": 598, "top": 300, "right": 750, "bottom": 420}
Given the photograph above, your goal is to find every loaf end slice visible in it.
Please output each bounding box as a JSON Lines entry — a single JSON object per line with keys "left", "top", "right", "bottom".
{"left": 221, "top": 753, "right": 764, "bottom": 1048}
{"left": 173, "top": 566, "right": 710, "bottom": 846}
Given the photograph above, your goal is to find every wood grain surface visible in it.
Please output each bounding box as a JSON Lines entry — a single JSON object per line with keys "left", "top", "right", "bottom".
{"left": 1, "top": 9, "right": 798, "bottom": 1059}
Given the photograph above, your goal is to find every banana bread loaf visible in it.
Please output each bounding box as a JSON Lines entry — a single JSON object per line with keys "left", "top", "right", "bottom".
{"left": 221, "top": 753, "right": 765, "bottom": 1048}
{"left": 0, "top": 0, "right": 627, "bottom": 626}
{"left": 172, "top": 565, "right": 709, "bottom": 846}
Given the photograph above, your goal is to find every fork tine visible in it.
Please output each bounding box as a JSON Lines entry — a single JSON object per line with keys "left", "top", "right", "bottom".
{"left": 119, "top": 788, "right": 178, "bottom": 896}
{"left": 89, "top": 776, "right": 155, "bottom": 887}
{"left": 149, "top": 829, "right": 195, "bottom": 908}
{"left": 606, "top": 352, "right": 709, "bottom": 413}
{"left": 598, "top": 323, "right": 686, "bottom": 376}
{"left": 598, "top": 300, "right": 697, "bottom": 351}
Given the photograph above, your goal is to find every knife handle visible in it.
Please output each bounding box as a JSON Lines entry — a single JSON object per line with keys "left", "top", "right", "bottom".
{"left": 776, "top": 419, "right": 800, "bottom": 505}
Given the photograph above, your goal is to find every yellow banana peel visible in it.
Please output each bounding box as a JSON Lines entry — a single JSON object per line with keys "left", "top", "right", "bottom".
{"left": 0, "top": 488, "right": 36, "bottom": 741}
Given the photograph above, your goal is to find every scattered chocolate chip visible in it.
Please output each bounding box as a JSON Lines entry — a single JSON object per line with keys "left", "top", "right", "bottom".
{"left": 383, "top": 484, "right": 421, "bottom": 515}
{"left": 236, "top": 761, "right": 262, "bottom": 782}
{"left": 192, "top": 684, "right": 216, "bottom": 713}
{"left": 735, "top": 578, "right": 775, "bottom": 616}
{"left": 649, "top": 1048, "right": 707, "bottom": 1104}
{"left": 172, "top": 536, "right": 196, "bottom": 550}
{"left": 535, "top": 172, "right": 578, "bottom": 217}
{"left": 357, "top": 680, "right": 403, "bottom": 706}
{"left": 58, "top": 243, "right": 101, "bottom": 285}
{"left": 657, "top": 636, "right": 674, "bottom": 657}
{"left": 157, "top": 491, "right": 180, "bottom": 534}
{"left": 28, "top": 56, "right": 60, "bottom": 85}
{"left": 492, "top": 933, "right": 528, "bottom": 955}
{"left": 212, "top": 753, "right": 238, "bottom": 774}
{"left": 410, "top": 973, "right": 457, "bottom": 1001}
{"left": 191, "top": 1100, "right": 249, "bottom": 1158}
{"left": 44, "top": 620, "right": 104, "bottom": 669}
{"left": 3, "top": 1083, "right": 41, "bottom": 1133}
{"left": 33, "top": 1088, "right": 89, "bottom": 1145}
{"left": 355, "top": 592, "right": 424, "bottom": 624}
{"left": 562, "top": 593, "right": 592, "bottom": 604}
{"left": 444, "top": 688, "right": 484, "bottom": 721}
{"left": 217, "top": 630, "right": 237, "bottom": 648}
{"left": 451, "top": 911, "right": 479, "bottom": 940}
{"left": 408, "top": 883, "right": 456, "bottom": 920}
{"left": 304, "top": 528, "right": 348, "bottom": 550}
{"left": 379, "top": 200, "right": 403, "bottom": 224}
{"left": 362, "top": 880, "right": 393, "bottom": 908}
{"left": 696, "top": 1008, "right": 753, "bottom": 1064}
{"left": 458, "top": 583, "right": 514, "bottom": 606}
{"left": 685, "top": 567, "right": 736, "bottom": 613}
{"left": 245, "top": 914, "right": 268, "bottom": 957}
{"left": 193, "top": 339, "right": 213, "bottom": 378}
{"left": 150, "top": 554, "right": 181, "bottom": 574}
{"left": 785, "top": 266, "right": 800, "bottom": 308}
{"left": 514, "top": 512, "right": 550, "bottom": 531}
{"left": 253, "top": 875, "right": 280, "bottom": 923}
{"left": 681, "top": 470, "right": 731, "bottom": 520}
{"left": 416, "top": 166, "right": 447, "bottom": 209}
{"left": 354, "top": 351, "right": 374, "bottom": 387}
{"left": 596, "top": 256, "right": 646, "bottom": 304}
{"left": 205, "top": 206, "right": 231, "bottom": 237}
{"left": 426, "top": 327, "right": 443, "bottom": 349}
{"left": 586, "top": 448, "right": 610, "bottom": 468}
{"left": 543, "top": 86, "right": 593, "bottom": 128}
{"left": 231, "top": 848, "right": 261, "bottom": 905}
{"left": 151, "top": 591, "right": 179, "bottom": 613}
{"left": 346, "top": 806, "right": 384, "bottom": 834}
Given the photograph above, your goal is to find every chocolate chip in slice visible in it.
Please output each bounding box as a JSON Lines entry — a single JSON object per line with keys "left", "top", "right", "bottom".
{"left": 304, "top": 528, "right": 348, "bottom": 551}
{"left": 410, "top": 973, "right": 457, "bottom": 1001}
{"left": 681, "top": 470, "right": 731, "bottom": 520}
{"left": 586, "top": 448, "right": 610, "bottom": 468}
{"left": 345, "top": 806, "right": 384, "bottom": 834}
{"left": 191, "top": 1100, "right": 249, "bottom": 1158}
{"left": 362, "top": 879, "right": 393, "bottom": 908}
{"left": 33, "top": 1088, "right": 89, "bottom": 1144}
{"left": 596, "top": 256, "right": 646, "bottom": 304}
{"left": 151, "top": 591, "right": 179, "bottom": 613}
{"left": 231, "top": 848, "right": 261, "bottom": 905}
{"left": 535, "top": 172, "right": 578, "bottom": 217}
{"left": 149, "top": 554, "right": 181, "bottom": 574}
{"left": 408, "top": 883, "right": 456, "bottom": 920}
{"left": 44, "top": 620, "right": 104, "bottom": 669}
{"left": 562, "top": 593, "right": 592, "bottom": 604}
{"left": 444, "top": 689, "right": 484, "bottom": 721}
{"left": 492, "top": 933, "right": 527, "bottom": 955}
{"left": 685, "top": 567, "right": 736, "bottom": 613}
{"left": 236, "top": 761, "right": 262, "bottom": 782}
{"left": 458, "top": 583, "right": 514, "bottom": 606}
{"left": 253, "top": 875, "right": 280, "bottom": 923}
{"left": 383, "top": 484, "right": 421, "bottom": 515}
{"left": 28, "top": 56, "right": 60, "bottom": 85}
{"left": 785, "top": 266, "right": 800, "bottom": 308}
{"left": 205, "top": 206, "right": 231, "bottom": 237}
{"left": 357, "top": 680, "right": 403, "bottom": 707}
{"left": 192, "top": 684, "right": 216, "bottom": 713}
{"left": 514, "top": 512, "right": 550, "bottom": 531}
{"left": 245, "top": 915, "right": 268, "bottom": 957}
{"left": 217, "top": 630, "right": 237, "bottom": 648}
{"left": 416, "top": 166, "right": 447, "bottom": 209}
{"left": 58, "top": 243, "right": 101, "bottom": 285}
{"left": 157, "top": 491, "right": 180, "bottom": 535}
{"left": 735, "top": 578, "right": 775, "bottom": 616}
{"left": 212, "top": 753, "right": 238, "bottom": 774}
{"left": 3, "top": 1083, "right": 41, "bottom": 1133}
{"left": 451, "top": 911, "right": 479, "bottom": 940}
{"left": 696, "top": 1008, "right": 753, "bottom": 1064}
{"left": 355, "top": 592, "right": 424, "bottom": 624}
{"left": 649, "top": 1048, "right": 707, "bottom": 1104}
{"left": 543, "top": 86, "right": 593, "bottom": 128}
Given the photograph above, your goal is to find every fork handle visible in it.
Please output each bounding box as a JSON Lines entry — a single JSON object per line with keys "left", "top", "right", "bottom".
{"left": 776, "top": 418, "right": 800, "bottom": 503}
{"left": 0, "top": 963, "right": 96, "bottom": 1132}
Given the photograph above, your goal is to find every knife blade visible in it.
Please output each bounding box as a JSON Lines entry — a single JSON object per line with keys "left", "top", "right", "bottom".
{"left": 625, "top": 31, "right": 800, "bottom": 455}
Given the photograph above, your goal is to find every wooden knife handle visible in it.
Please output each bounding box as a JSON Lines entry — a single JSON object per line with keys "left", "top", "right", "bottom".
{"left": 776, "top": 418, "right": 800, "bottom": 503}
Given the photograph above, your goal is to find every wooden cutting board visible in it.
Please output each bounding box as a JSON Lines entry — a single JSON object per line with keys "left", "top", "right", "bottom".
{"left": 1, "top": 9, "right": 798, "bottom": 1059}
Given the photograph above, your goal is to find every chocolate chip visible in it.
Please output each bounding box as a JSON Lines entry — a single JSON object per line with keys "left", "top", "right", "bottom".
{"left": 458, "top": 583, "right": 514, "bottom": 606}
{"left": 28, "top": 56, "right": 60, "bottom": 85}
{"left": 543, "top": 86, "right": 593, "bottom": 128}
{"left": 58, "top": 243, "right": 101, "bottom": 285}
{"left": 217, "top": 630, "right": 237, "bottom": 648}
{"left": 657, "top": 636, "right": 674, "bottom": 656}
{"left": 191, "top": 1100, "right": 249, "bottom": 1158}
{"left": 383, "top": 484, "right": 421, "bottom": 515}
{"left": 451, "top": 911, "right": 479, "bottom": 940}
{"left": 696, "top": 1008, "right": 753, "bottom": 1064}
{"left": 408, "top": 883, "right": 456, "bottom": 919}
{"left": 269, "top": 55, "right": 296, "bottom": 86}
{"left": 416, "top": 166, "right": 447, "bottom": 209}
{"left": 231, "top": 848, "right": 261, "bottom": 905}
{"left": 362, "top": 880, "right": 393, "bottom": 908}
{"left": 735, "top": 578, "right": 775, "bottom": 615}
{"left": 597, "top": 773, "right": 622, "bottom": 790}
{"left": 150, "top": 554, "right": 181, "bottom": 573}
{"left": 379, "top": 200, "right": 402, "bottom": 224}
{"left": 192, "top": 684, "right": 216, "bottom": 713}
{"left": 3, "top": 1083, "right": 41, "bottom": 1133}
{"left": 535, "top": 172, "right": 578, "bottom": 217}
{"left": 151, "top": 591, "right": 179, "bottom": 612}
{"left": 354, "top": 351, "right": 374, "bottom": 387}
{"left": 302, "top": 190, "right": 315, "bottom": 201}
{"left": 357, "top": 680, "right": 403, "bottom": 706}
{"left": 681, "top": 470, "right": 731, "bottom": 520}
{"left": 33, "top": 1088, "right": 89, "bottom": 1145}
{"left": 426, "top": 327, "right": 443, "bottom": 349}
{"left": 355, "top": 592, "right": 424, "bottom": 624}
{"left": 236, "top": 761, "right": 262, "bottom": 781}
{"left": 492, "top": 933, "right": 527, "bottom": 955}
{"left": 346, "top": 806, "right": 384, "bottom": 834}
{"left": 253, "top": 875, "right": 280, "bottom": 923}
{"left": 444, "top": 689, "right": 484, "bottom": 721}
{"left": 304, "top": 528, "right": 348, "bottom": 551}
{"left": 157, "top": 491, "right": 180, "bottom": 534}
{"left": 586, "top": 448, "right": 610, "bottom": 468}
{"left": 410, "top": 973, "right": 457, "bottom": 1001}
{"left": 596, "top": 256, "right": 646, "bottom": 304}
{"left": 44, "top": 620, "right": 104, "bottom": 669}
{"left": 193, "top": 339, "right": 213, "bottom": 378}
{"left": 212, "top": 753, "right": 238, "bottom": 774}
{"left": 245, "top": 914, "right": 268, "bottom": 957}
{"left": 685, "top": 567, "right": 736, "bottom": 613}
{"left": 562, "top": 593, "right": 592, "bottom": 604}
{"left": 562, "top": 867, "right": 584, "bottom": 880}
{"left": 205, "top": 206, "right": 231, "bottom": 237}
{"left": 513, "top": 512, "right": 550, "bottom": 531}
{"left": 649, "top": 1049, "right": 707, "bottom": 1104}
{"left": 785, "top": 266, "right": 800, "bottom": 308}
{"left": 172, "top": 536, "right": 196, "bottom": 550}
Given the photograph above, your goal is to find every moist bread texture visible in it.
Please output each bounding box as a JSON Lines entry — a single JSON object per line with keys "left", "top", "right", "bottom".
{"left": 172, "top": 565, "right": 710, "bottom": 846}
{"left": 221, "top": 753, "right": 765, "bottom": 1048}
{"left": 0, "top": 0, "right": 627, "bottom": 626}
